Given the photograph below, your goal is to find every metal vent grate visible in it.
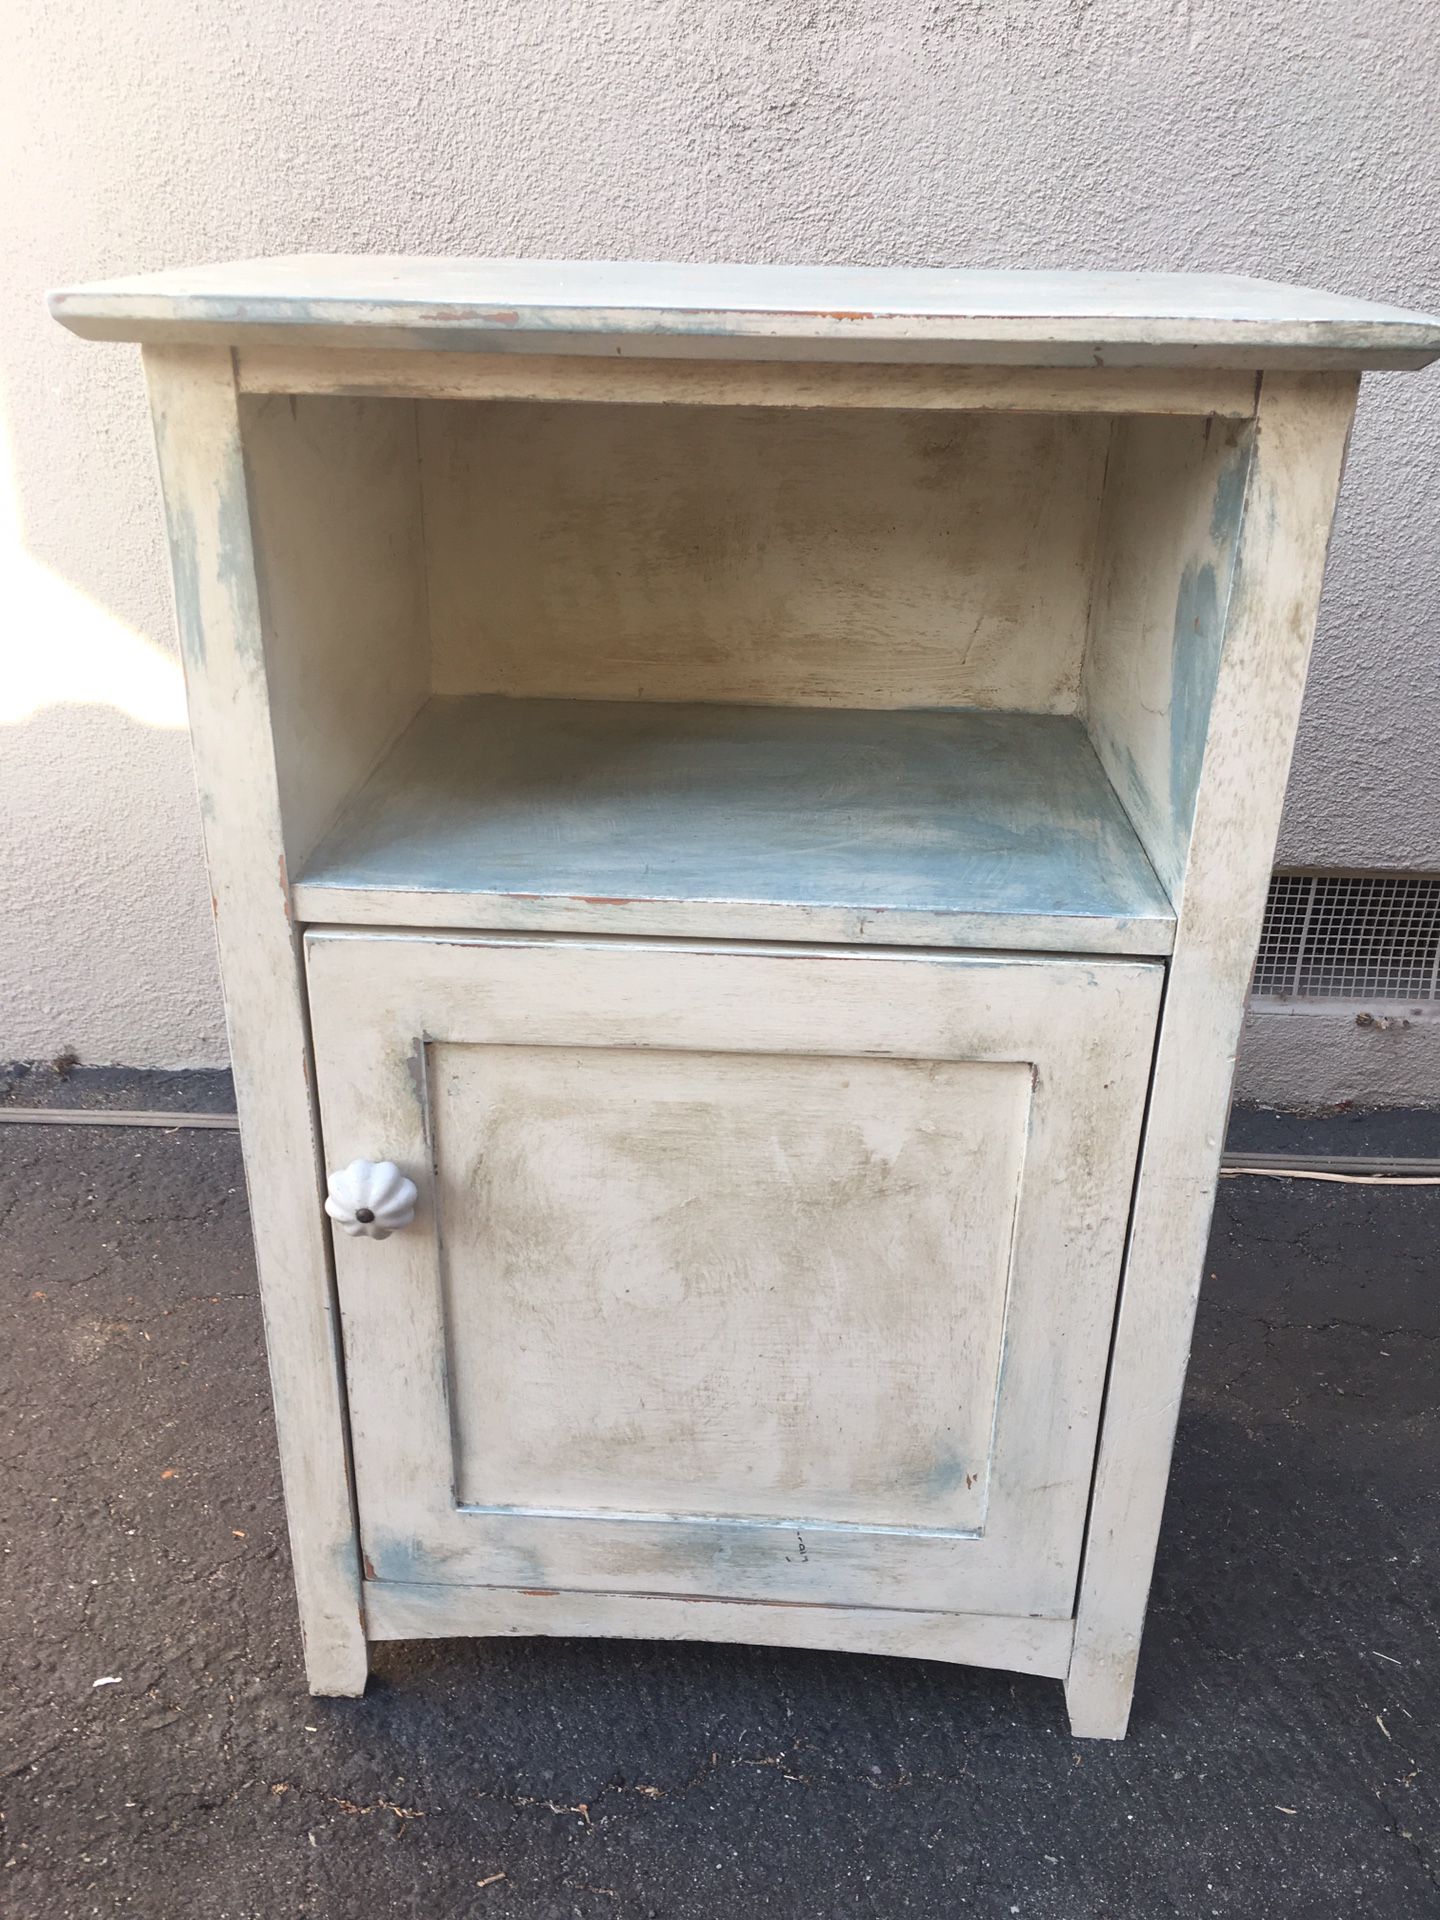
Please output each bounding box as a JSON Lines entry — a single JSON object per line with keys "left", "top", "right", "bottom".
{"left": 1252, "top": 872, "right": 1440, "bottom": 1002}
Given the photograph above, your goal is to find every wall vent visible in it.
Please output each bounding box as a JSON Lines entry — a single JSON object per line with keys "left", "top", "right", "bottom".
{"left": 1252, "top": 872, "right": 1440, "bottom": 1003}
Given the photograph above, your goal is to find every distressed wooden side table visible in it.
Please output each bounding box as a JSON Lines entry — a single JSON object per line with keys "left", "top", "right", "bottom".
{"left": 51, "top": 261, "right": 1440, "bottom": 1736}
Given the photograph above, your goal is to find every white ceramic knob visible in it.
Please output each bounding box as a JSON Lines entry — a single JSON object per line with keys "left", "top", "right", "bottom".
{"left": 325, "top": 1159, "right": 418, "bottom": 1240}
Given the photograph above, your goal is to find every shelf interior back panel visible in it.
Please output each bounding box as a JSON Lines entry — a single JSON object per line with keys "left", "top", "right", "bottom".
{"left": 292, "top": 694, "right": 1176, "bottom": 955}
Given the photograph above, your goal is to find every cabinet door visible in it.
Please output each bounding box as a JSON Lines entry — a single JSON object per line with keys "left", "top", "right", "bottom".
{"left": 307, "top": 932, "right": 1161, "bottom": 1619}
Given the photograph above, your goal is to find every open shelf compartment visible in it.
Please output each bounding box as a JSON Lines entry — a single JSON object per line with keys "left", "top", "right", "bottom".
{"left": 242, "top": 389, "right": 1255, "bottom": 960}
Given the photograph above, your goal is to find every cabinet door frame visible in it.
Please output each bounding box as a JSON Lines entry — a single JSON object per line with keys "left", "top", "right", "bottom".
{"left": 307, "top": 930, "right": 1161, "bottom": 1620}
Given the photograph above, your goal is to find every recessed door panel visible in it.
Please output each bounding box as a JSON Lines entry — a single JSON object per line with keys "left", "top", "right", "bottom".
{"left": 432, "top": 1043, "right": 1028, "bottom": 1531}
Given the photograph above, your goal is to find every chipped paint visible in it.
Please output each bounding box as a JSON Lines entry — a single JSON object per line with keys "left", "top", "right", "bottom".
{"left": 161, "top": 493, "right": 207, "bottom": 671}
{"left": 416, "top": 306, "right": 520, "bottom": 327}
{"left": 404, "top": 1036, "right": 427, "bottom": 1114}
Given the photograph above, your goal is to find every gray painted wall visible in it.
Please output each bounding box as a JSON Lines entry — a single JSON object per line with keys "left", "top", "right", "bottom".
{"left": 4, "top": 0, "right": 1437, "bottom": 1099}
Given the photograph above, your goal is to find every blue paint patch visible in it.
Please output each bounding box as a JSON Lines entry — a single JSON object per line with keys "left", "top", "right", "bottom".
{"left": 1169, "top": 433, "right": 1254, "bottom": 837}
{"left": 918, "top": 1451, "right": 975, "bottom": 1504}
{"left": 163, "top": 496, "right": 206, "bottom": 671}
{"left": 1094, "top": 724, "right": 1157, "bottom": 862}
{"left": 1168, "top": 560, "right": 1222, "bottom": 834}
{"left": 154, "top": 408, "right": 263, "bottom": 675}
{"left": 215, "top": 456, "right": 264, "bottom": 664}
{"left": 1209, "top": 430, "right": 1252, "bottom": 544}
{"left": 366, "top": 1527, "right": 550, "bottom": 1590}
{"left": 300, "top": 696, "right": 1176, "bottom": 937}
{"left": 360, "top": 1529, "right": 434, "bottom": 1585}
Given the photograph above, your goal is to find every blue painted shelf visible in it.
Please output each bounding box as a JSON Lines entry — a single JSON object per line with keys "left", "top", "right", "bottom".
{"left": 292, "top": 694, "right": 1176, "bottom": 956}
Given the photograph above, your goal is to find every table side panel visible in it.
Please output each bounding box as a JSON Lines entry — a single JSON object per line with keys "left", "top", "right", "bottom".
{"left": 240, "top": 391, "right": 431, "bottom": 869}
{"left": 1083, "top": 414, "right": 1256, "bottom": 898}
{"left": 1067, "top": 370, "right": 1360, "bottom": 1738}
{"left": 142, "top": 345, "right": 366, "bottom": 1695}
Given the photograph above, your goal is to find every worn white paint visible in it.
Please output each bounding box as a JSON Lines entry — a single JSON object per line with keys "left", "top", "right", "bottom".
{"left": 239, "top": 392, "right": 430, "bottom": 868}
{"left": 438, "top": 1044, "right": 1030, "bottom": 1530}
{"left": 1082, "top": 415, "right": 1254, "bottom": 897}
{"left": 1067, "top": 372, "right": 1359, "bottom": 1737}
{"left": 237, "top": 350, "right": 1259, "bottom": 418}
{"left": 141, "top": 347, "right": 367, "bottom": 1695}
{"left": 421, "top": 401, "right": 1107, "bottom": 712}
{"left": 362, "top": 1581, "right": 1075, "bottom": 1680}
{"left": 306, "top": 930, "right": 1160, "bottom": 1619}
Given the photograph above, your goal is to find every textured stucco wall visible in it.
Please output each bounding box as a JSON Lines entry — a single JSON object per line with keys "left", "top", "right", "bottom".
{"left": 3, "top": 0, "right": 1437, "bottom": 1093}
{"left": 1240, "top": 1006, "right": 1440, "bottom": 1109}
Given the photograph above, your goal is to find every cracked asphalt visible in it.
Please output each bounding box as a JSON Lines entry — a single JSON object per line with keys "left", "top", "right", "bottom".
{"left": 1, "top": 1083, "right": 1437, "bottom": 1918}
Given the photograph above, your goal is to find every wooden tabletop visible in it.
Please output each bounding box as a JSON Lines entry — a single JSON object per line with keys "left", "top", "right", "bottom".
{"left": 48, "top": 257, "right": 1440, "bottom": 368}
